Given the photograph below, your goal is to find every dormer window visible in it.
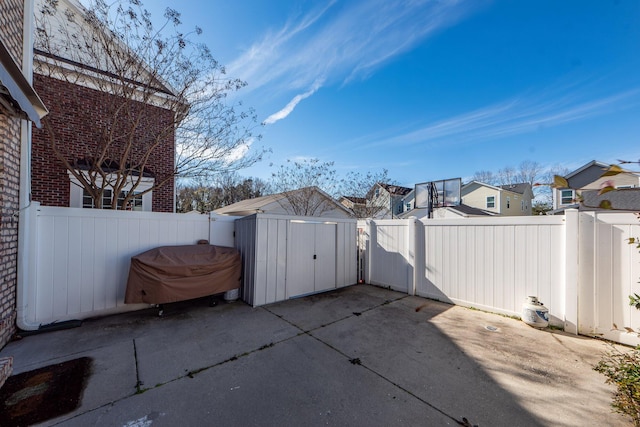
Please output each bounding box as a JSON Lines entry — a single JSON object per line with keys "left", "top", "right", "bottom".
{"left": 560, "top": 189, "right": 575, "bottom": 205}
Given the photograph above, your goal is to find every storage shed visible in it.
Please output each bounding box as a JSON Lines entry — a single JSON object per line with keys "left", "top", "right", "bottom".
{"left": 235, "top": 213, "right": 357, "bottom": 306}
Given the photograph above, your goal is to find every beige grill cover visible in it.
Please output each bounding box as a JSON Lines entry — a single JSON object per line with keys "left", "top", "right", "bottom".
{"left": 125, "top": 245, "right": 241, "bottom": 304}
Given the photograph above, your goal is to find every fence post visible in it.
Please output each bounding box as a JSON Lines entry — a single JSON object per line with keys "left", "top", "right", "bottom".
{"left": 407, "top": 219, "right": 416, "bottom": 295}
{"left": 564, "top": 209, "right": 579, "bottom": 334}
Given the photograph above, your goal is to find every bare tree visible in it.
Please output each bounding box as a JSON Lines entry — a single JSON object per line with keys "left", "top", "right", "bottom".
{"left": 176, "top": 173, "right": 267, "bottom": 213}
{"left": 35, "top": 0, "right": 264, "bottom": 209}
{"left": 517, "top": 160, "right": 544, "bottom": 186}
{"left": 269, "top": 158, "right": 339, "bottom": 216}
{"left": 497, "top": 166, "right": 517, "bottom": 186}
{"left": 339, "top": 169, "right": 393, "bottom": 219}
{"left": 472, "top": 170, "right": 497, "bottom": 185}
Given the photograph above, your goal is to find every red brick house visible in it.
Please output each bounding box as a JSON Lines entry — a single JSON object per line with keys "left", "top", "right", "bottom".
{"left": 0, "top": 0, "right": 48, "bottom": 384}
{"left": 31, "top": 0, "right": 177, "bottom": 212}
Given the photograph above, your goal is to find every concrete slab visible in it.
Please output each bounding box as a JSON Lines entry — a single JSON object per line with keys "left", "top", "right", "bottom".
{"left": 134, "top": 302, "right": 300, "bottom": 387}
{"left": 311, "top": 295, "right": 628, "bottom": 426}
{"left": 265, "top": 284, "right": 406, "bottom": 331}
{"left": 61, "top": 334, "right": 454, "bottom": 427}
{"left": 0, "top": 285, "right": 630, "bottom": 426}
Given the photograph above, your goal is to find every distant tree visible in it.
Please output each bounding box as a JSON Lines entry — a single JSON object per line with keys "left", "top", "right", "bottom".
{"left": 517, "top": 160, "right": 544, "bottom": 186}
{"left": 176, "top": 173, "right": 267, "bottom": 213}
{"left": 35, "top": 0, "right": 264, "bottom": 209}
{"left": 472, "top": 170, "right": 498, "bottom": 186}
{"left": 532, "top": 201, "right": 552, "bottom": 215}
{"left": 269, "top": 158, "right": 339, "bottom": 216}
{"left": 497, "top": 166, "right": 517, "bottom": 186}
{"left": 339, "top": 169, "right": 393, "bottom": 219}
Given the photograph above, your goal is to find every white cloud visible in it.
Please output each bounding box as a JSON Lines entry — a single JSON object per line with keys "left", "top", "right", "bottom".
{"left": 362, "top": 85, "right": 640, "bottom": 149}
{"left": 263, "top": 79, "right": 324, "bottom": 125}
{"left": 228, "top": 0, "right": 481, "bottom": 107}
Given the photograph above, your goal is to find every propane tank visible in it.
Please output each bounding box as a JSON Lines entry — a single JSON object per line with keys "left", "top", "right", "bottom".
{"left": 521, "top": 296, "right": 549, "bottom": 328}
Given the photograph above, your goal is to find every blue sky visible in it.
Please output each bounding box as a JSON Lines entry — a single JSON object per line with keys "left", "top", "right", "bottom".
{"left": 146, "top": 0, "right": 640, "bottom": 188}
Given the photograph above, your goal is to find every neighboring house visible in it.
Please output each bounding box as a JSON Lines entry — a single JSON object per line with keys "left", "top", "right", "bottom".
{"left": 551, "top": 160, "right": 640, "bottom": 213}
{"left": 30, "top": 0, "right": 176, "bottom": 212}
{"left": 0, "top": 0, "right": 48, "bottom": 383}
{"left": 461, "top": 181, "right": 533, "bottom": 216}
{"left": 215, "top": 187, "right": 354, "bottom": 219}
{"left": 368, "top": 183, "right": 413, "bottom": 218}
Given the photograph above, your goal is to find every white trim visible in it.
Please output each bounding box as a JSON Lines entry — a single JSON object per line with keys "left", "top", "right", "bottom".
{"left": 68, "top": 171, "right": 154, "bottom": 211}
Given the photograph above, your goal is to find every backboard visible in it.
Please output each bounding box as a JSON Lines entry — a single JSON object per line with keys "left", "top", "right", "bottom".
{"left": 414, "top": 178, "right": 461, "bottom": 210}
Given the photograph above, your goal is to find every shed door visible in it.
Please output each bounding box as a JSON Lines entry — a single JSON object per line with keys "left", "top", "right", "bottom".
{"left": 287, "top": 222, "right": 337, "bottom": 298}
{"left": 314, "top": 223, "right": 336, "bottom": 292}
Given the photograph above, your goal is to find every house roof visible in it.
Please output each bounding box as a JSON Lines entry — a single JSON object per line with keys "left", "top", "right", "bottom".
{"left": 215, "top": 186, "right": 353, "bottom": 217}
{"left": 450, "top": 204, "right": 496, "bottom": 216}
{"left": 498, "top": 183, "right": 530, "bottom": 195}
{"left": 214, "top": 193, "right": 286, "bottom": 215}
{"left": 581, "top": 189, "right": 640, "bottom": 211}
{"left": 564, "top": 160, "right": 610, "bottom": 180}
{"left": 463, "top": 180, "right": 531, "bottom": 196}
{"left": 0, "top": 40, "right": 48, "bottom": 127}
{"left": 379, "top": 183, "right": 412, "bottom": 196}
{"left": 341, "top": 196, "right": 366, "bottom": 204}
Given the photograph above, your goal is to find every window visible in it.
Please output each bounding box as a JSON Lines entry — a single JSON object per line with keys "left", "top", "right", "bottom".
{"left": 560, "top": 189, "right": 574, "bottom": 205}
{"left": 83, "top": 189, "right": 112, "bottom": 209}
{"left": 486, "top": 196, "right": 495, "bottom": 208}
{"left": 506, "top": 196, "right": 510, "bottom": 209}
{"left": 521, "top": 200, "right": 525, "bottom": 211}
{"left": 82, "top": 189, "right": 143, "bottom": 210}
{"left": 406, "top": 202, "right": 411, "bottom": 211}
{"left": 69, "top": 171, "right": 154, "bottom": 211}
{"left": 118, "top": 191, "right": 143, "bottom": 211}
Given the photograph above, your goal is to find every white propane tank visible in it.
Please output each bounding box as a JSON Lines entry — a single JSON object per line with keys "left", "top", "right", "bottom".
{"left": 521, "top": 296, "right": 549, "bottom": 328}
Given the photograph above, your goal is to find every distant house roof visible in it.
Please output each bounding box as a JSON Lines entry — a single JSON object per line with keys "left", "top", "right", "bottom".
{"left": 463, "top": 181, "right": 532, "bottom": 196}
{"left": 581, "top": 189, "right": 640, "bottom": 211}
{"left": 341, "top": 196, "right": 366, "bottom": 204}
{"left": 214, "top": 187, "right": 353, "bottom": 218}
{"left": 0, "top": 40, "right": 48, "bottom": 127}
{"left": 450, "top": 204, "right": 496, "bottom": 216}
{"left": 564, "top": 160, "right": 610, "bottom": 180}
{"left": 498, "top": 183, "right": 530, "bottom": 195}
{"left": 214, "top": 193, "right": 285, "bottom": 216}
{"left": 379, "top": 183, "right": 412, "bottom": 196}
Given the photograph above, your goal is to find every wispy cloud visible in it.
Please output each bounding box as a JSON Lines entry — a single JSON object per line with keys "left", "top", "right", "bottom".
{"left": 228, "top": 0, "right": 481, "bottom": 122}
{"left": 263, "top": 78, "right": 324, "bottom": 125}
{"left": 361, "top": 85, "right": 640, "bottom": 149}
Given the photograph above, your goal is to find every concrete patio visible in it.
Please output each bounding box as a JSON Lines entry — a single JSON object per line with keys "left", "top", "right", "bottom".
{"left": 0, "top": 284, "right": 629, "bottom": 426}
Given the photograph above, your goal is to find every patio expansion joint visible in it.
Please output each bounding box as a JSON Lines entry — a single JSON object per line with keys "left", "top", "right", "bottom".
{"left": 269, "top": 296, "right": 476, "bottom": 427}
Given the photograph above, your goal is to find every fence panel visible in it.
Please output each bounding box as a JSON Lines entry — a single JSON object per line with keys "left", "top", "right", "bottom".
{"left": 18, "top": 204, "right": 210, "bottom": 329}
{"left": 367, "top": 219, "right": 413, "bottom": 293}
{"left": 578, "top": 212, "right": 640, "bottom": 346}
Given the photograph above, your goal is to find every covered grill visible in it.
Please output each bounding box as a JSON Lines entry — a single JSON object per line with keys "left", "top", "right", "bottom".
{"left": 124, "top": 244, "right": 241, "bottom": 305}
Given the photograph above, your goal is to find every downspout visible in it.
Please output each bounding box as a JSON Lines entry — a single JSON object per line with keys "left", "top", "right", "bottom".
{"left": 16, "top": 0, "right": 40, "bottom": 330}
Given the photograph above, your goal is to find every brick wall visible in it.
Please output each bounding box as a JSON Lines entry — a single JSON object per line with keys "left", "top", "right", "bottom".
{"left": 31, "top": 75, "right": 175, "bottom": 212}
{"left": 0, "top": 0, "right": 24, "bottom": 379}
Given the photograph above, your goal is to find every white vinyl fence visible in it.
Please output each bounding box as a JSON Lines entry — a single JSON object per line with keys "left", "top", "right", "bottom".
{"left": 17, "top": 203, "right": 211, "bottom": 330}
{"left": 360, "top": 210, "right": 640, "bottom": 346}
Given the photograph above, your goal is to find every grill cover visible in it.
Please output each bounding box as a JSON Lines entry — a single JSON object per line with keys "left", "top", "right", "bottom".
{"left": 125, "top": 245, "right": 241, "bottom": 304}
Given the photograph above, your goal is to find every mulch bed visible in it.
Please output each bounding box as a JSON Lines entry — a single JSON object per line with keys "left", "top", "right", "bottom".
{"left": 0, "top": 357, "right": 92, "bottom": 426}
